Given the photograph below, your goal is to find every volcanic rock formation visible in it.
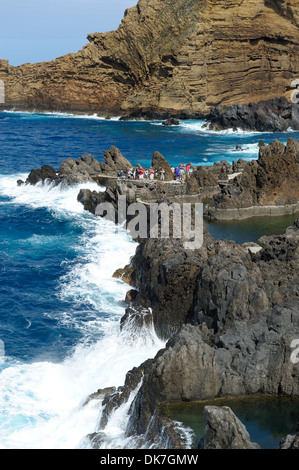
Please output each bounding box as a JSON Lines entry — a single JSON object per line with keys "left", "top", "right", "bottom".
{"left": 90, "top": 219, "right": 299, "bottom": 448}
{"left": 25, "top": 146, "right": 133, "bottom": 186}
{"left": 207, "top": 97, "right": 299, "bottom": 132}
{"left": 205, "top": 137, "right": 299, "bottom": 219}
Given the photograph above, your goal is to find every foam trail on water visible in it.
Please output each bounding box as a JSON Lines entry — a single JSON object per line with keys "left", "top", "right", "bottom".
{"left": 3, "top": 110, "right": 121, "bottom": 121}
{"left": 177, "top": 120, "right": 298, "bottom": 136}
{"left": 177, "top": 120, "right": 263, "bottom": 135}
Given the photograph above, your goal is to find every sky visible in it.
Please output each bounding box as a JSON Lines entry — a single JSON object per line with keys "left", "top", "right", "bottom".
{"left": 0, "top": 0, "right": 138, "bottom": 66}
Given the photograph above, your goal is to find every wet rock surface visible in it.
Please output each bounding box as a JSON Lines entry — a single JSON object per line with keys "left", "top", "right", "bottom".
{"left": 26, "top": 165, "right": 58, "bottom": 185}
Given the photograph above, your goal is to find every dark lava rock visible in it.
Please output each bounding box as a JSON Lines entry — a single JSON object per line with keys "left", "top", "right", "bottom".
{"left": 279, "top": 433, "right": 299, "bottom": 449}
{"left": 205, "top": 137, "right": 299, "bottom": 213}
{"left": 207, "top": 97, "right": 299, "bottom": 132}
{"left": 129, "top": 227, "right": 214, "bottom": 339}
{"left": 96, "top": 220, "right": 299, "bottom": 447}
{"left": 26, "top": 165, "right": 57, "bottom": 185}
{"left": 152, "top": 151, "right": 174, "bottom": 181}
{"left": 162, "top": 117, "right": 180, "bottom": 126}
{"left": 100, "top": 146, "right": 132, "bottom": 175}
{"left": 25, "top": 147, "right": 133, "bottom": 186}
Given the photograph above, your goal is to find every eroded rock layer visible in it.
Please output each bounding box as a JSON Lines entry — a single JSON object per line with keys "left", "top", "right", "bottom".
{"left": 0, "top": 0, "right": 299, "bottom": 115}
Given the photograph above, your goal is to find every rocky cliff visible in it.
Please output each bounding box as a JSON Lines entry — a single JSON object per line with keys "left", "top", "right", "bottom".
{"left": 1, "top": 0, "right": 299, "bottom": 116}
{"left": 89, "top": 219, "right": 299, "bottom": 448}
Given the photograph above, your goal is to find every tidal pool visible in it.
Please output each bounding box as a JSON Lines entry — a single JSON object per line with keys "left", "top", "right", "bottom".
{"left": 166, "top": 395, "right": 299, "bottom": 449}
{"left": 205, "top": 212, "right": 299, "bottom": 245}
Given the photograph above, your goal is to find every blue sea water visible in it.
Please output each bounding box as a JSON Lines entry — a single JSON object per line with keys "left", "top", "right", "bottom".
{"left": 0, "top": 110, "right": 298, "bottom": 449}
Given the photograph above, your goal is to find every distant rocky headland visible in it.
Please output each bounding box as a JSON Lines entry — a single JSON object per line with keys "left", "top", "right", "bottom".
{"left": 21, "top": 137, "right": 299, "bottom": 449}
{"left": 1, "top": 0, "right": 299, "bottom": 118}
{"left": 206, "top": 97, "right": 299, "bottom": 132}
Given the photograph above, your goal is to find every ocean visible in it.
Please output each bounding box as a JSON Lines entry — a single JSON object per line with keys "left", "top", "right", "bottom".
{"left": 0, "top": 110, "right": 298, "bottom": 449}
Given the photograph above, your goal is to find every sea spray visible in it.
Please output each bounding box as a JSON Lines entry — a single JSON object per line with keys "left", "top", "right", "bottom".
{"left": 0, "top": 177, "right": 165, "bottom": 448}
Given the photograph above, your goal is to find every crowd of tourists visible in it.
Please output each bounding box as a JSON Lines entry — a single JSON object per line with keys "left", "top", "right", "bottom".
{"left": 173, "top": 163, "right": 193, "bottom": 182}
{"left": 119, "top": 167, "right": 158, "bottom": 180}
{"left": 118, "top": 162, "right": 193, "bottom": 182}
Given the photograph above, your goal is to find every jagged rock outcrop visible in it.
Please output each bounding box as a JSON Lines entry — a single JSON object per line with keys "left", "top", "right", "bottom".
{"left": 58, "top": 153, "right": 103, "bottom": 184}
{"left": 26, "top": 152, "right": 103, "bottom": 185}
{"left": 162, "top": 118, "right": 180, "bottom": 126}
{"left": 128, "top": 233, "right": 213, "bottom": 339}
{"left": 102, "top": 300, "right": 299, "bottom": 445}
{"left": 1, "top": 0, "right": 299, "bottom": 116}
{"left": 207, "top": 97, "right": 299, "bottom": 132}
{"left": 25, "top": 146, "right": 132, "bottom": 186}
{"left": 151, "top": 151, "right": 174, "bottom": 181}
{"left": 192, "top": 166, "right": 218, "bottom": 188}
{"left": 189, "top": 221, "right": 299, "bottom": 332}
{"left": 92, "top": 220, "right": 299, "bottom": 447}
{"left": 126, "top": 217, "right": 299, "bottom": 337}
{"left": 205, "top": 137, "right": 299, "bottom": 219}
{"left": 26, "top": 165, "right": 58, "bottom": 185}
{"left": 99, "top": 146, "right": 132, "bottom": 175}
{"left": 97, "top": 301, "right": 299, "bottom": 446}
{"left": 200, "top": 406, "right": 260, "bottom": 449}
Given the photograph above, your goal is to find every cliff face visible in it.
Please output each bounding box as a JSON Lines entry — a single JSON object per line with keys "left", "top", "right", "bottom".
{"left": 0, "top": 0, "right": 299, "bottom": 115}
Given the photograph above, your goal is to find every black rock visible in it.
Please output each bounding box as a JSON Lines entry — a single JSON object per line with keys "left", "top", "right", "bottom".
{"left": 162, "top": 117, "right": 180, "bottom": 126}
{"left": 26, "top": 165, "right": 57, "bottom": 185}
{"left": 207, "top": 97, "right": 299, "bottom": 132}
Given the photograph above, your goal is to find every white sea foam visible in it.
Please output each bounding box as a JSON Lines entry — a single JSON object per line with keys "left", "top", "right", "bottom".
{"left": 216, "top": 142, "right": 260, "bottom": 160}
{"left": 0, "top": 325, "right": 163, "bottom": 449}
{"left": 0, "top": 174, "right": 104, "bottom": 213}
{"left": 177, "top": 120, "right": 259, "bottom": 135}
{"left": 178, "top": 120, "right": 299, "bottom": 136}
{"left": 2, "top": 109, "right": 121, "bottom": 121}
{"left": 0, "top": 175, "right": 165, "bottom": 449}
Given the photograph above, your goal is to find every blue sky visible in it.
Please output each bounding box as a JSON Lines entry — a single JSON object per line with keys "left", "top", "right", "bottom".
{"left": 0, "top": 0, "right": 137, "bottom": 66}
